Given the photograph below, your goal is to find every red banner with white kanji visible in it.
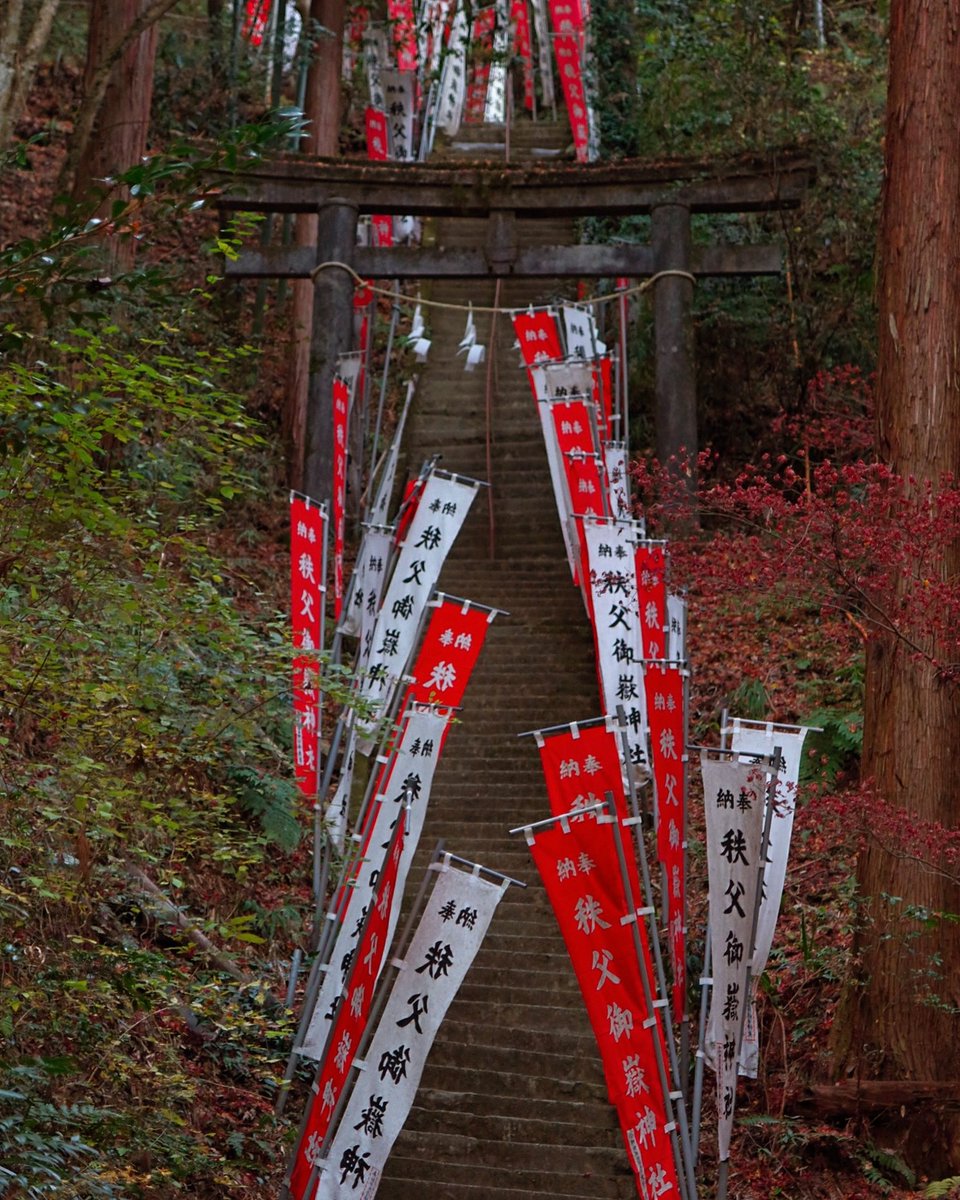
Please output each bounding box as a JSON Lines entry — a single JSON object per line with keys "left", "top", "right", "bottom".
{"left": 387, "top": 0, "right": 417, "bottom": 70}
{"left": 551, "top": 398, "right": 607, "bottom": 601}
{"left": 526, "top": 814, "right": 680, "bottom": 1198}
{"left": 243, "top": 0, "right": 271, "bottom": 45}
{"left": 511, "top": 0, "right": 536, "bottom": 111}
{"left": 593, "top": 354, "right": 615, "bottom": 441}
{"left": 364, "top": 107, "right": 394, "bottom": 246}
{"left": 287, "top": 816, "right": 406, "bottom": 1200}
{"left": 291, "top": 494, "right": 327, "bottom": 796}
{"left": 635, "top": 541, "right": 667, "bottom": 661}
{"left": 644, "top": 661, "right": 687, "bottom": 1018}
{"left": 512, "top": 308, "right": 565, "bottom": 368}
{"left": 535, "top": 719, "right": 626, "bottom": 820}
{"left": 332, "top": 376, "right": 350, "bottom": 620}
{"left": 404, "top": 596, "right": 497, "bottom": 709}
{"left": 548, "top": 0, "right": 590, "bottom": 161}
{"left": 464, "top": 6, "right": 497, "bottom": 123}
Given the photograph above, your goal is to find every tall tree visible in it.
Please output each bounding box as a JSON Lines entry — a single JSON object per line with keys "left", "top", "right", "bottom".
{"left": 0, "top": 0, "right": 61, "bottom": 151}
{"left": 283, "top": 0, "right": 345, "bottom": 491}
{"left": 839, "top": 0, "right": 960, "bottom": 1172}
{"left": 60, "top": 0, "right": 182, "bottom": 265}
{"left": 280, "top": 1, "right": 345, "bottom": 487}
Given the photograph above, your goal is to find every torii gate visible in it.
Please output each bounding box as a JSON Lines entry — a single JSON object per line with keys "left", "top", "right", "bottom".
{"left": 216, "top": 154, "right": 811, "bottom": 505}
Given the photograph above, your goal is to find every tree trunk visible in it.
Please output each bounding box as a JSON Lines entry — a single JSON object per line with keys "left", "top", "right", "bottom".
{"left": 0, "top": 0, "right": 61, "bottom": 150}
{"left": 837, "top": 0, "right": 960, "bottom": 1174}
{"left": 60, "top": 0, "right": 180, "bottom": 243}
{"left": 283, "top": 0, "right": 346, "bottom": 491}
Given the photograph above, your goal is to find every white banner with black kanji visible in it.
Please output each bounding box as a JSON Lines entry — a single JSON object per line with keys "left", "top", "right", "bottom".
{"left": 583, "top": 518, "right": 649, "bottom": 773}
{"left": 437, "top": 0, "right": 469, "bottom": 134}
{"left": 701, "top": 753, "right": 767, "bottom": 1161}
{"left": 356, "top": 471, "right": 478, "bottom": 744}
{"left": 315, "top": 862, "right": 506, "bottom": 1198}
{"left": 368, "top": 381, "right": 415, "bottom": 529}
{"left": 727, "top": 720, "right": 810, "bottom": 1077}
{"left": 302, "top": 707, "right": 453, "bottom": 1060}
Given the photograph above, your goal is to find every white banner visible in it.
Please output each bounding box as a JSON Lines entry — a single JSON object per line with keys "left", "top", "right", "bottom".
{"left": 483, "top": 0, "right": 511, "bottom": 124}
{"left": 701, "top": 753, "right": 768, "bottom": 1161}
{"left": 666, "top": 592, "right": 687, "bottom": 662}
{"left": 419, "top": 0, "right": 454, "bottom": 76}
{"left": 341, "top": 525, "right": 393, "bottom": 642}
{"left": 562, "top": 303, "right": 604, "bottom": 361}
{"left": 362, "top": 22, "right": 389, "bottom": 112}
{"left": 603, "top": 441, "right": 629, "bottom": 519}
{"left": 316, "top": 862, "right": 506, "bottom": 1198}
{"left": 356, "top": 471, "right": 478, "bottom": 742}
{"left": 726, "top": 720, "right": 810, "bottom": 1077}
{"left": 368, "top": 380, "right": 415, "bottom": 528}
{"left": 583, "top": 518, "right": 649, "bottom": 774}
{"left": 437, "top": 1, "right": 469, "bottom": 135}
{"left": 301, "top": 707, "right": 453, "bottom": 1060}
{"left": 530, "top": 359, "right": 593, "bottom": 401}
{"left": 530, "top": 0, "right": 555, "bottom": 111}
{"left": 535, "top": 398, "right": 578, "bottom": 581}
{"left": 380, "top": 68, "right": 416, "bottom": 161}
{"left": 323, "top": 727, "right": 357, "bottom": 852}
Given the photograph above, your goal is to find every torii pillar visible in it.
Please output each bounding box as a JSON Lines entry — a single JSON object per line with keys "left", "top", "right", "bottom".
{"left": 304, "top": 198, "right": 358, "bottom": 508}
{"left": 652, "top": 202, "right": 698, "bottom": 499}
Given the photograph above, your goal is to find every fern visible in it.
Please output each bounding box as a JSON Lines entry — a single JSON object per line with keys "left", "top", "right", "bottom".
{"left": 228, "top": 765, "right": 302, "bottom": 852}
{"left": 925, "top": 1178, "right": 960, "bottom": 1199}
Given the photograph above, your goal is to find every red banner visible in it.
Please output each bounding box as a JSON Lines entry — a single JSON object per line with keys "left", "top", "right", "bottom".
{"left": 550, "top": 398, "right": 606, "bottom": 596}
{"left": 387, "top": 0, "right": 418, "bottom": 70}
{"left": 332, "top": 376, "right": 349, "bottom": 621}
{"left": 242, "top": 0, "right": 271, "bottom": 45}
{"left": 291, "top": 494, "right": 326, "bottom": 797}
{"left": 593, "top": 354, "right": 615, "bottom": 441}
{"left": 511, "top": 0, "right": 536, "bottom": 112}
{"left": 365, "top": 105, "right": 390, "bottom": 160}
{"left": 512, "top": 308, "right": 565, "bottom": 367}
{"left": 548, "top": 0, "right": 590, "bottom": 160}
{"left": 635, "top": 541, "right": 667, "bottom": 661}
{"left": 527, "top": 815, "right": 680, "bottom": 1197}
{"left": 404, "top": 597, "right": 496, "bottom": 708}
{"left": 644, "top": 661, "right": 687, "bottom": 1019}
{"left": 464, "top": 6, "right": 497, "bottom": 123}
{"left": 536, "top": 720, "right": 626, "bottom": 821}
{"left": 365, "top": 108, "right": 394, "bottom": 246}
{"left": 287, "top": 820, "right": 405, "bottom": 1200}
{"left": 395, "top": 473, "right": 426, "bottom": 545}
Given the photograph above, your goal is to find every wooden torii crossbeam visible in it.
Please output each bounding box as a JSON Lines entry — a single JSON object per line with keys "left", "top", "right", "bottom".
{"left": 216, "top": 154, "right": 812, "bottom": 504}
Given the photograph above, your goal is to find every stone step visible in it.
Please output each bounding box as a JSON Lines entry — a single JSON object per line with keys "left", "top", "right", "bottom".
{"left": 379, "top": 1142, "right": 633, "bottom": 1200}
{"left": 408, "top": 1092, "right": 617, "bottom": 1135}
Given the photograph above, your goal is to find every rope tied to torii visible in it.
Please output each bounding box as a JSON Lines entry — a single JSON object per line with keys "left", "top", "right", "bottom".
{"left": 308, "top": 259, "right": 698, "bottom": 314}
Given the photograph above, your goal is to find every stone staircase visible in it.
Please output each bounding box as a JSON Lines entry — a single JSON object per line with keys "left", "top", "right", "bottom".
{"left": 376, "top": 116, "right": 636, "bottom": 1200}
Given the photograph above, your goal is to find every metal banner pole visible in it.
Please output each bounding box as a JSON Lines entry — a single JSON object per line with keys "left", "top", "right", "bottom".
{"left": 690, "top": 923, "right": 711, "bottom": 1163}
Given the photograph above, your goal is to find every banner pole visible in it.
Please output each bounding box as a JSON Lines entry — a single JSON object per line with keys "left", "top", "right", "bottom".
{"left": 367, "top": 295, "right": 400, "bottom": 499}
{"left": 680, "top": 661, "right": 692, "bottom": 1091}
{"left": 690, "top": 923, "right": 711, "bottom": 1164}
{"left": 312, "top": 502, "right": 331, "bottom": 941}
{"left": 614, "top": 709, "right": 697, "bottom": 1200}
{"left": 605, "top": 795, "right": 697, "bottom": 1200}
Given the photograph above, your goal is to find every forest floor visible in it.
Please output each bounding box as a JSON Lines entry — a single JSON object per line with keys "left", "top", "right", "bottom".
{"left": 0, "top": 62, "right": 945, "bottom": 1200}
